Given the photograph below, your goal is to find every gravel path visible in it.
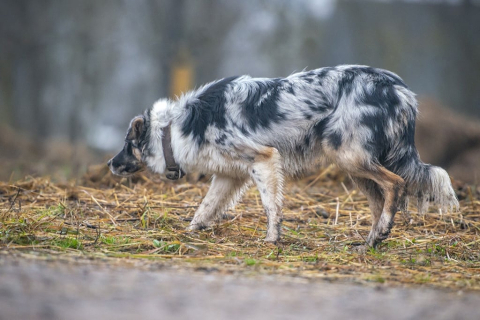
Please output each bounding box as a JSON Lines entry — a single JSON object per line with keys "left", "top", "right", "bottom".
{"left": 0, "top": 256, "right": 479, "bottom": 320}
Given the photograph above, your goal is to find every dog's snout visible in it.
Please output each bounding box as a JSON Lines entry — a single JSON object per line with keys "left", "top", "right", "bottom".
{"left": 107, "top": 159, "right": 112, "bottom": 167}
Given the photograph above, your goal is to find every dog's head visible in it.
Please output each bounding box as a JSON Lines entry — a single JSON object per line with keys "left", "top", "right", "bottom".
{"left": 108, "top": 115, "right": 147, "bottom": 176}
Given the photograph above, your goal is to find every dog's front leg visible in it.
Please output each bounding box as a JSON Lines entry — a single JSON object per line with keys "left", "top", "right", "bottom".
{"left": 250, "top": 147, "right": 284, "bottom": 243}
{"left": 188, "top": 174, "right": 248, "bottom": 231}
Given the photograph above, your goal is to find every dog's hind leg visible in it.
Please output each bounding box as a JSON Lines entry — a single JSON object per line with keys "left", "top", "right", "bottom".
{"left": 352, "top": 166, "right": 406, "bottom": 248}
{"left": 249, "top": 147, "right": 284, "bottom": 243}
{"left": 351, "top": 177, "right": 384, "bottom": 248}
{"left": 188, "top": 175, "right": 249, "bottom": 231}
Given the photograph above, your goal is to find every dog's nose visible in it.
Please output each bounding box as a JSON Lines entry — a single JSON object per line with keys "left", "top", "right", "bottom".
{"left": 107, "top": 159, "right": 112, "bottom": 167}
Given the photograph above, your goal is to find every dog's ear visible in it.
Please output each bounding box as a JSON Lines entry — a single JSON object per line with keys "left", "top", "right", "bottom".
{"left": 127, "top": 116, "right": 144, "bottom": 140}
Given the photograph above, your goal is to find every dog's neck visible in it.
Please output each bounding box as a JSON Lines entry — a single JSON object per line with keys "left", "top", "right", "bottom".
{"left": 147, "top": 98, "right": 185, "bottom": 179}
{"left": 161, "top": 123, "right": 185, "bottom": 180}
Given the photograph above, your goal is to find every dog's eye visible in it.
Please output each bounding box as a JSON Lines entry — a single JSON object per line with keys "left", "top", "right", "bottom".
{"left": 124, "top": 140, "right": 134, "bottom": 146}
{"left": 124, "top": 139, "right": 141, "bottom": 150}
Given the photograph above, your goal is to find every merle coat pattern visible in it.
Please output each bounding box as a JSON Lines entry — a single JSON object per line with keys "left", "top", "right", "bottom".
{"left": 108, "top": 65, "right": 459, "bottom": 248}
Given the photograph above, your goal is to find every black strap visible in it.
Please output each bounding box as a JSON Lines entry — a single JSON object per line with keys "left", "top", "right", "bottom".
{"left": 162, "top": 124, "right": 185, "bottom": 180}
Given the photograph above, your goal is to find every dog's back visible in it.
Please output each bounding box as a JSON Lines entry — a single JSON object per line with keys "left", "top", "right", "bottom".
{"left": 178, "top": 66, "right": 412, "bottom": 176}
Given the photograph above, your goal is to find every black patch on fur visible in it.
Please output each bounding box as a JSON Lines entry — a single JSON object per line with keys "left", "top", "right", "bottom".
{"left": 364, "top": 86, "right": 399, "bottom": 118}
{"left": 365, "top": 86, "right": 398, "bottom": 117}
{"left": 337, "top": 69, "right": 356, "bottom": 100}
{"left": 348, "top": 67, "right": 408, "bottom": 118}
{"left": 315, "top": 67, "right": 335, "bottom": 81}
{"left": 304, "top": 134, "right": 311, "bottom": 146}
{"left": 303, "top": 77, "right": 314, "bottom": 84}
{"left": 241, "top": 79, "right": 286, "bottom": 131}
{"left": 313, "top": 114, "right": 332, "bottom": 138}
{"left": 215, "top": 134, "right": 228, "bottom": 146}
{"left": 404, "top": 118, "right": 416, "bottom": 146}
{"left": 336, "top": 67, "right": 407, "bottom": 112}
{"left": 182, "top": 76, "right": 239, "bottom": 145}
{"left": 295, "top": 144, "right": 303, "bottom": 153}
{"left": 328, "top": 132, "right": 342, "bottom": 150}
{"left": 360, "top": 113, "right": 389, "bottom": 162}
{"left": 302, "top": 111, "right": 313, "bottom": 120}
{"left": 304, "top": 99, "right": 329, "bottom": 113}
{"left": 287, "top": 85, "right": 295, "bottom": 95}
{"left": 303, "top": 99, "right": 314, "bottom": 107}
{"left": 385, "top": 118, "right": 418, "bottom": 174}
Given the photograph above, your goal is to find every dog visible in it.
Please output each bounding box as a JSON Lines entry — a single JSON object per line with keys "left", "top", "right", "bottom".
{"left": 108, "top": 65, "right": 459, "bottom": 248}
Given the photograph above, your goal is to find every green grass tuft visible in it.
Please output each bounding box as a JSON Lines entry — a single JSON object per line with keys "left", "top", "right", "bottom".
{"left": 53, "top": 237, "right": 82, "bottom": 250}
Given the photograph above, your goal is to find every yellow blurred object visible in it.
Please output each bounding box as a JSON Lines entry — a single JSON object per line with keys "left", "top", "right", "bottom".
{"left": 170, "top": 48, "right": 194, "bottom": 99}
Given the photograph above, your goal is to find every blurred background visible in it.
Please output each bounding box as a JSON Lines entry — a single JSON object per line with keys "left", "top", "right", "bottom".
{"left": 0, "top": 0, "right": 479, "bottom": 182}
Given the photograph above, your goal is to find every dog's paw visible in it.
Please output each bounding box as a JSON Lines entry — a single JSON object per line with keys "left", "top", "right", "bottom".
{"left": 263, "top": 235, "right": 280, "bottom": 244}
{"left": 352, "top": 244, "right": 369, "bottom": 254}
{"left": 187, "top": 222, "right": 208, "bottom": 231}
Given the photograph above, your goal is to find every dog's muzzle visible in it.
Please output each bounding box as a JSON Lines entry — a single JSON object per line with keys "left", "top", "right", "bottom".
{"left": 107, "top": 151, "right": 144, "bottom": 176}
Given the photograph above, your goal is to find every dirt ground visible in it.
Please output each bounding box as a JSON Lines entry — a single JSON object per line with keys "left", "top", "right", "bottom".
{"left": 1, "top": 253, "right": 479, "bottom": 320}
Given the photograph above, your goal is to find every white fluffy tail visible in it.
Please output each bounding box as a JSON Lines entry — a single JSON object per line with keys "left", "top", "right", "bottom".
{"left": 410, "top": 164, "right": 459, "bottom": 214}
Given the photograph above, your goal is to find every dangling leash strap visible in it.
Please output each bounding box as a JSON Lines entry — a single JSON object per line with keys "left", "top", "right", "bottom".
{"left": 161, "top": 124, "right": 185, "bottom": 180}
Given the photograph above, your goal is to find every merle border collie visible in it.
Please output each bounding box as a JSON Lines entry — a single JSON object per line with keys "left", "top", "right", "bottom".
{"left": 108, "top": 65, "right": 458, "bottom": 248}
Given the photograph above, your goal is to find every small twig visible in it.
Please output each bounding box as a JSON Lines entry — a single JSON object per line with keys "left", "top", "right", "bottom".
{"left": 334, "top": 197, "right": 340, "bottom": 225}
{"left": 82, "top": 222, "right": 99, "bottom": 229}
{"left": 93, "top": 225, "right": 101, "bottom": 245}
{"left": 341, "top": 182, "right": 349, "bottom": 195}
{"left": 5, "top": 189, "right": 21, "bottom": 215}
{"left": 64, "top": 221, "right": 99, "bottom": 230}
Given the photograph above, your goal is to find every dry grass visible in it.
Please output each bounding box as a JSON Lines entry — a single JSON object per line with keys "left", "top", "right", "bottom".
{"left": 1, "top": 165, "right": 479, "bottom": 290}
